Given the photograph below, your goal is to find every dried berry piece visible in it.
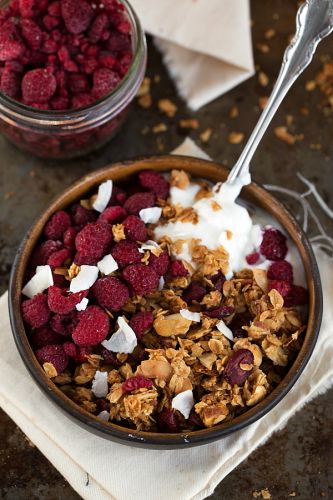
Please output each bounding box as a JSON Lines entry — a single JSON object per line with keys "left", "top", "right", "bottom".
{"left": 183, "top": 281, "right": 206, "bottom": 303}
{"left": 123, "top": 215, "right": 147, "bottom": 242}
{"left": 149, "top": 251, "right": 169, "bottom": 277}
{"left": 62, "top": 341, "right": 77, "bottom": 358}
{"left": 122, "top": 375, "right": 153, "bottom": 392}
{"left": 129, "top": 311, "right": 154, "bottom": 339}
{"left": 47, "top": 248, "right": 71, "bottom": 268}
{"left": 35, "top": 345, "right": 68, "bottom": 375}
{"left": 0, "top": 69, "right": 20, "bottom": 98}
{"left": 223, "top": 349, "right": 254, "bottom": 386}
{"left": 246, "top": 252, "right": 260, "bottom": 265}
{"left": 44, "top": 210, "right": 71, "bottom": 240}
{"left": 31, "top": 326, "right": 63, "bottom": 349}
{"left": 75, "top": 222, "right": 113, "bottom": 262}
{"left": 123, "top": 192, "right": 155, "bottom": 215}
{"left": 22, "top": 68, "right": 57, "bottom": 104}
{"left": 157, "top": 408, "right": 180, "bottom": 433}
{"left": 123, "top": 263, "right": 159, "bottom": 295}
{"left": 187, "top": 409, "right": 204, "bottom": 427}
{"left": 72, "top": 305, "right": 109, "bottom": 346}
{"left": 92, "top": 276, "right": 129, "bottom": 312}
{"left": 22, "top": 293, "right": 51, "bottom": 328}
{"left": 21, "top": 19, "right": 42, "bottom": 49}
{"left": 101, "top": 348, "right": 122, "bottom": 367}
{"left": 61, "top": 0, "right": 94, "bottom": 34}
{"left": 205, "top": 305, "right": 234, "bottom": 319}
{"left": 88, "top": 12, "right": 109, "bottom": 43}
{"left": 284, "top": 285, "right": 308, "bottom": 307}
{"left": 63, "top": 227, "right": 78, "bottom": 249}
{"left": 108, "top": 186, "right": 127, "bottom": 206}
{"left": 209, "top": 271, "right": 225, "bottom": 292}
{"left": 30, "top": 240, "right": 63, "bottom": 268}
{"left": 138, "top": 170, "right": 170, "bottom": 200}
{"left": 268, "top": 280, "right": 292, "bottom": 298}
{"left": 48, "top": 286, "right": 88, "bottom": 314}
{"left": 70, "top": 204, "right": 97, "bottom": 226}
{"left": 98, "top": 205, "right": 127, "bottom": 225}
{"left": 0, "top": 20, "right": 25, "bottom": 62}
{"left": 260, "top": 228, "right": 288, "bottom": 261}
{"left": 267, "top": 260, "right": 293, "bottom": 282}
{"left": 169, "top": 260, "right": 188, "bottom": 277}
{"left": 111, "top": 240, "right": 141, "bottom": 268}
{"left": 92, "top": 68, "right": 121, "bottom": 99}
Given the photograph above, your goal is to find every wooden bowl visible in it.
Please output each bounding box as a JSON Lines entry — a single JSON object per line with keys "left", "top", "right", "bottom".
{"left": 8, "top": 156, "right": 322, "bottom": 449}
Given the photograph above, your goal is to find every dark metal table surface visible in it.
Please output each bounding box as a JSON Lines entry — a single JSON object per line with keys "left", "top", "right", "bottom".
{"left": 1, "top": 1, "right": 333, "bottom": 499}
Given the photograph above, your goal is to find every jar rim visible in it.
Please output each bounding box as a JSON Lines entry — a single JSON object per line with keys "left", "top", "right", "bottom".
{"left": 0, "top": 0, "right": 147, "bottom": 128}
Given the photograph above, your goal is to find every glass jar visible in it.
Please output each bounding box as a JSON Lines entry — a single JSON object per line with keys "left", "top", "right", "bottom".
{"left": 0, "top": 0, "right": 146, "bottom": 159}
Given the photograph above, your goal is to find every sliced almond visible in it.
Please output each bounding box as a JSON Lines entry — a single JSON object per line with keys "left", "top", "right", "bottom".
{"left": 139, "top": 359, "right": 173, "bottom": 381}
{"left": 153, "top": 313, "right": 192, "bottom": 337}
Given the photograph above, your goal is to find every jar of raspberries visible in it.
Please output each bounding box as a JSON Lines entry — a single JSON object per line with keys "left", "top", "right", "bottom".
{"left": 0, "top": 0, "right": 146, "bottom": 159}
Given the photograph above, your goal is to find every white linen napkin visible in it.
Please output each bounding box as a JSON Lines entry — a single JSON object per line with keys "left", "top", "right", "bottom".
{"left": 0, "top": 139, "right": 332, "bottom": 500}
{"left": 130, "top": 0, "right": 255, "bottom": 110}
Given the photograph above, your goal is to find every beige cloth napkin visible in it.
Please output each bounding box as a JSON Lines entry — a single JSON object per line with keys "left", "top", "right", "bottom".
{"left": 130, "top": 0, "right": 254, "bottom": 109}
{"left": 1, "top": 139, "right": 333, "bottom": 500}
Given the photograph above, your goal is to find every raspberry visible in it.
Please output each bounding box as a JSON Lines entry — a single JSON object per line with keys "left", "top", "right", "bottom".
{"left": 21, "top": 19, "right": 42, "bottom": 49}
{"left": 19, "top": 0, "right": 35, "bottom": 18}
{"left": 92, "top": 67, "right": 121, "bottom": 99}
{"left": 30, "top": 240, "right": 63, "bottom": 268}
{"left": 129, "top": 311, "right": 154, "bottom": 339}
{"left": 74, "top": 251, "right": 100, "bottom": 266}
{"left": 31, "top": 326, "right": 63, "bottom": 349}
{"left": 75, "top": 222, "right": 113, "bottom": 262}
{"left": 157, "top": 408, "right": 179, "bottom": 433}
{"left": 35, "top": 345, "right": 68, "bottom": 375}
{"left": 108, "top": 186, "right": 126, "bottom": 206}
{"left": 75, "top": 345, "right": 92, "bottom": 362}
{"left": 67, "top": 73, "right": 90, "bottom": 94}
{"left": 107, "top": 32, "right": 131, "bottom": 54}
{"left": 187, "top": 410, "right": 204, "bottom": 427}
{"left": 123, "top": 263, "right": 159, "bottom": 295}
{"left": 50, "top": 311, "right": 78, "bottom": 336}
{"left": 101, "top": 348, "right": 122, "bottom": 367}
{"left": 71, "top": 92, "right": 94, "bottom": 108}
{"left": 268, "top": 280, "right": 292, "bottom": 298}
{"left": 0, "top": 20, "right": 25, "bottom": 62}
{"left": 70, "top": 204, "right": 96, "bottom": 226}
{"left": 245, "top": 252, "right": 260, "bottom": 265}
{"left": 138, "top": 170, "right": 170, "bottom": 200}
{"left": 111, "top": 240, "right": 141, "bottom": 268}
{"left": 51, "top": 96, "right": 69, "bottom": 110}
{"left": 260, "top": 228, "right": 288, "bottom": 261}
{"left": 284, "top": 285, "right": 308, "bottom": 307}
{"left": 89, "top": 13, "right": 109, "bottom": 43}
{"left": 149, "top": 251, "right": 169, "bottom": 277}
{"left": 22, "top": 293, "right": 51, "bottom": 328}
{"left": 123, "top": 192, "right": 155, "bottom": 215}
{"left": 72, "top": 305, "right": 110, "bottom": 346}
{"left": 48, "top": 286, "right": 88, "bottom": 314}
{"left": 22, "top": 69, "right": 57, "bottom": 104}
{"left": 96, "top": 398, "right": 110, "bottom": 413}
{"left": 62, "top": 341, "right": 77, "bottom": 357}
{"left": 122, "top": 375, "right": 152, "bottom": 393}
{"left": 98, "top": 205, "right": 127, "bottom": 224}
{"left": 0, "top": 69, "right": 20, "bottom": 98}
{"left": 47, "top": 248, "right": 71, "bottom": 268}
{"left": 48, "top": 1, "right": 61, "bottom": 16}
{"left": 267, "top": 260, "right": 293, "bottom": 283}
{"left": 123, "top": 215, "right": 147, "bottom": 242}
{"left": 61, "top": 0, "right": 94, "bottom": 34}
{"left": 63, "top": 226, "right": 78, "bottom": 249}
{"left": 44, "top": 210, "right": 71, "bottom": 240}
{"left": 92, "top": 276, "right": 129, "bottom": 312}
{"left": 205, "top": 305, "right": 234, "bottom": 318}
{"left": 169, "top": 260, "right": 188, "bottom": 277}
{"left": 183, "top": 281, "right": 206, "bottom": 303}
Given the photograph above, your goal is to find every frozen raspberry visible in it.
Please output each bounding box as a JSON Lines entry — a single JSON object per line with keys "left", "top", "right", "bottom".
{"left": 108, "top": 186, "right": 126, "bottom": 206}
{"left": 129, "top": 311, "right": 154, "bottom": 339}
{"left": 92, "top": 276, "right": 129, "bottom": 312}
{"left": 75, "top": 345, "right": 92, "bottom": 362}
{"left": 50, "top": 310, "right": 78, "bottom": 336}
{"left": 74, "top": 251, "right": 99, "bottom": 266}
{"left": 122, "top": 375, "right": 153, "bottom": 393}
{"left": 75, "top": 222, "right": 113, "bottom": 262}
{"left": 123, "top": 215, "right": 147, "bottom": 242}
{"left": 0, "top": 69, "right": 20, "bottom": 98}
{"left": 70, "top": 204, "right": 96, "bottom": 226}
{"left": 267, "top": 260, "right": 293, "bottom": 283}
{"left": 123, "top": 263, "right": 159, "bottom": 295}
{"left": 22, "top": 293, "right": 51, "bottom": 328}
{"left": 98, "top": 205, "right": 127, "bottom": 224}
{"left": 0, "top": 20, "right": 25, "bottom": 62}
{"left": 35, "top": 345, "right": 68, "bottom": 375}
{"left": 284, "top": 285, "right": 308, "bottom": 307}
{"left": 47, "top": 248, "right": 71, "bottom": 268}
{"left": 22, "top": 68, "right": 57, "bottom": 104}
{"left": 268, "top": 280, "right": 292, "bottom": 298}
{"left": 51, "top": 96, "right": 69, "bottom": 110}
{"left": 21, "top": 19, "right": 42, "bottom": 49}
{"left": 48, "top": 286, "right": 88, "bottom": 314}
{"left": 67, "top": 73, "right": 90, "bottom": 94}
{"left": 101, "top": 348, "right": 122, "bottom": 367}
{"left": 169, "top": 260, "right": 188, "bottom": 277}
{"left": 260, "top": 228, "right": 288, "bottom": 261}
{"left": 88, "top": 13, "right": 109, "bottom": 42}
{"left": 138, "top": 170, "right": 170, "bottom": 200}
{"left": 246, "top": 252, "right": 260, "bottom": 265}
{"left": 111, "top": 240, "right": 141, "bottom": 268}
{"left": 71, "top": 93, "right": 95, "bottom": 108}
{"left": 30, "top": 240, "right": 63, "bottom": 268}
{"left": 19, "top": 0, "right": 36, "bottom": 18}
{"left": 61, "top": 0, "right": 94, "bottom": 34}
{"left": 149, "top": 251, "right": 169, "bottom": 277}
{"left": 44, "top": 210, "right": 71, "bottom": 240}
{"left": 157, "top": 408, "right": 179, "bottom": 433}
{"left": 31, "top": 326, "right": 63, "bottom": 349}
{"left": 92, "top": 68, "right": 121, "bottom": 99}
{"left": 72, "top": 305, "right": 110, "bottom": 346}
{"left": 48, "top": 1, "right": 61, "bottom": 16}
{"left": 183, "top": 281, "right": 206, "bottom": 303}
{"left": 62, "top": 341, "right": 77, "bottom": 358}
{"left": 205, "top": 305, "right": 234, "bottom": 318}
{"left": 107, "top": 32, "right": 131, "bottom": 54}
{"left": 123, "top": 192, "right": 155, "bottom": 215}
{"left": 63, "top": 227, "right": 78, "bottom": 249}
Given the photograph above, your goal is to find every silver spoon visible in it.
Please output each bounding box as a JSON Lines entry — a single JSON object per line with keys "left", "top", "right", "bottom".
{"left": 227, "top": 0, "right": 333, "bottom": 185}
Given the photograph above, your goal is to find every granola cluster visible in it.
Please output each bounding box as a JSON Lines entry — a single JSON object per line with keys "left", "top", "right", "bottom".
{"left": 21, "top": 169, "right": 308, "bottom": 433}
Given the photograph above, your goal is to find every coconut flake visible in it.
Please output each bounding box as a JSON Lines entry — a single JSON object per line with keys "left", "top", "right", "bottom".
{"left": 171, "top": 390, "right": 194, "bottom": 419}
{"left": 76, "top": 297, "right": 89, "bottom": 311}
{"left": 139, "top": 207, "right": 162, "bottom": 224}
{"left": 158, "top": 276, "right": 165, "bottom": 291}
{"left": 92, "top": 370, "right": 108, "bottom": 398}
{"left": 97, "top": 410, "right": 109, "bottom": 422}
{"left": 97, "top": 254, "right": 118, "bottom": 275}
{"left": 216, "top": 319, "right": 234, "bottom": 341}
{"left": 22, "top": 265, "right": 54, "bottom": 298}
{"left": 92, "top": 180, "right": 113, "bottom": 213}
{"left": 180, "top": 309, "right": 201, "bottom": 323}
{"left": 101, "top": 316, "right": 137, "bottom": 353}
{"left": 138, "top": 240, "right": 160, "bottom": 253}
{"left": 70, "top": 265, "right": 99, "bottom": 293}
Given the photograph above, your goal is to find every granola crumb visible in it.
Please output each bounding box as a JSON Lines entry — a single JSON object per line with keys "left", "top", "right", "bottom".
{"left": 256, "top": 43, "right": 270, "bottom": 54}
{"left": 43, "top": 362, "right": 58, "bottom": 378}
{"left": 274, "top": 126, "right": 297, "bottom": 145}
{"left": 229, "top": 105, "right": 239, "bottom": 118}
{"left": 259, "top": 96, "right": 269, "bottom": 110}
{"left": 137, "top": 77, "right": 151, "bottom": 97}
{"left": 179, "top": 118, "right": 200, "bottom": 129}
{"left": 4, "top": 191, "right": 15, "bottom": 200}
{"left": 252, "top": 488, "right": 271, "bottom": 499}
{"left": 158, "top": 98, "right": 178, "bottom": 118}
{"left": 138, "top": 94, "right": 152, "bottom": 109}
{"left": 258, "top": 71, "right": 269, "bottom": 87}
{"left": 112, "top": 224, "right": 126, "bottom": 242}
{"left": 305, "top": 80, "right": 316, "bottom": 91}
{"left": 200, "top": 128, "right": 213, "bottom": 143}
{"left": 228, "top": 132, "right": 245, "bottom": 144}
{"left": 289, "top": 493, "right": 297, "bottom": 497}
{"left": 265, "top": 28, "right": 276, "bottom": 39}
{"left": 152, "top": 123, "right": 168, "bottom": 134}
{"left": 300, "top": 107, "right": 309, "bottom": 116}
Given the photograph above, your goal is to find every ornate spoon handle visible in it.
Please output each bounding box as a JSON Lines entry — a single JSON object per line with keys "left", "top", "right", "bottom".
{"left": 227, "top": 0, "right": 333, "bottom": 183}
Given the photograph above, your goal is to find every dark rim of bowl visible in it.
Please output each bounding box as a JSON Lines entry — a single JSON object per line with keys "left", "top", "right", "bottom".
{"left": 8, "top": 155, "right": 323, "bottom": 448}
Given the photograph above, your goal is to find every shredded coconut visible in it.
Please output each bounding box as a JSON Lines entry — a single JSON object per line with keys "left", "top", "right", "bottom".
{"left": 180, "top": 309, "right": 201, "bottom": 322}
{"left": 92, "top": 371, "right": 108, "bottom": 398}
{"left": 92, "top": 180, "right": 113, "bottom": 213}
{"left": 139, "top": 207, "right": 162, "bottom": 224}
{"left": 216, "top": 319, "right": 234, "bottom": 341}
{"left": 102, "top": 316, "right": 137, "bottom": 353}
{"left": 76, "top": 297, "right": 89, "bottom": 311}
{"left": 70, "top": 265, "right": 99, "bottom": 293}
{"left": 97, "top": 410, "right": 110, "bottom": 422}
{"left": 171, "top": 389, "right": 194, "bottom": 419}
{"left": 22, "top": 265, "right": 53, "bottom": 298}
{"left": 97, "top": 254, "right": 118, "bottom": 275}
